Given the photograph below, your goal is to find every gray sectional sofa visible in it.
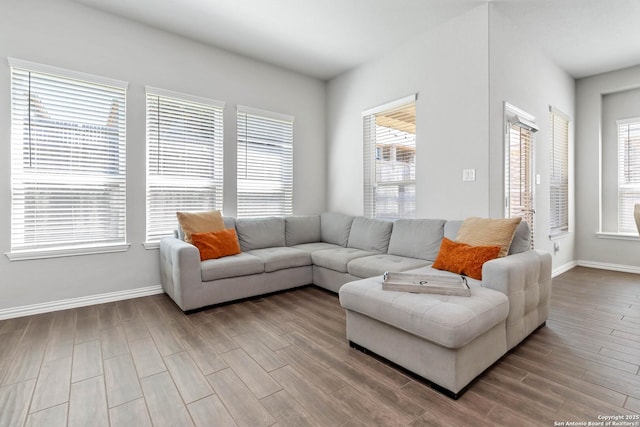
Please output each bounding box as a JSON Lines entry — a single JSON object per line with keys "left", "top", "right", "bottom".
{"left": 159, "top": 212, "right": 551, "bottom": 397}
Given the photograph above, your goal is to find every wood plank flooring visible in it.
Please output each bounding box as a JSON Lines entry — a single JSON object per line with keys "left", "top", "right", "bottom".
{"left": 1, "top": 266, "right": 639, "bottom": 426}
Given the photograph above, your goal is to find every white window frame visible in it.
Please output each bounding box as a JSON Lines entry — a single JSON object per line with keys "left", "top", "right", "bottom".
{"left": 549, "top": 106, "right": 570, "bottom": 237}
{"left": 7, "top": 58, "right": 129, "bottom": 261}
{"left": 362, "top": 94, "right": 417, "bottom": 220}
{"left": 236, "top": 106, "right": 294, "bottom": 218}
{"left": 617, "top": 117, "right": 640, "bottom": 234}
{"left": 144, "top": 87, "right": 225, "bottom": 247}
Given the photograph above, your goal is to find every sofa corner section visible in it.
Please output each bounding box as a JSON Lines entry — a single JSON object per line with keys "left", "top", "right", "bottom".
{"left": 481, "top": 249, "right": 552, "bottom": 349}
{"left": 159, "top": 236, "right": 205, "bottom": 311}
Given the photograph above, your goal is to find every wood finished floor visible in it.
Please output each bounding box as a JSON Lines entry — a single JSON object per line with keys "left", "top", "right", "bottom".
{"left": 1, "top": 266, "right": 639, "bottom": 427}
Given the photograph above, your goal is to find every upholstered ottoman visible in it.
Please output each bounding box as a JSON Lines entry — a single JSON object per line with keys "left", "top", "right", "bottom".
{"left": 339, "top": 273, "right": 510, "bottom": 398}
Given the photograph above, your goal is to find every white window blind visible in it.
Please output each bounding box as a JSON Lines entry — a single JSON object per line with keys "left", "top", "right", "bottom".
{"left": 549, "top": 107, "right": 570, "bottom": 235}
{"left": 617, "top": 118, "right": 640, "bottom": 233}
{"left": 504, "top": 103, "right": 536, "bottom": 248}
{"left": 9, "top": 59, "right": 127, "bottom": 255}
{"left": 237, "top": 106, "right": 293, "bottom": 218}
{"left": 363, "top": 95, "right": 416, "bottom": 219}
{"left": 146, "top": 88, "right": 224, "bottom": 243}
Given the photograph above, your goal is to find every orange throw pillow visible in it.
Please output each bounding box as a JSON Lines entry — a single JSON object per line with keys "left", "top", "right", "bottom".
{"left": 191, "top": 228, "right": 241, "bottom": 261}
{"left": 432, "top": 237, "right": 501, "bottom": 280}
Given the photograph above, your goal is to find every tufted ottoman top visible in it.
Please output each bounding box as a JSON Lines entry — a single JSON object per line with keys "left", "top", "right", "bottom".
{"left": 339, "top": 272, "right": 509, "bottom": 349}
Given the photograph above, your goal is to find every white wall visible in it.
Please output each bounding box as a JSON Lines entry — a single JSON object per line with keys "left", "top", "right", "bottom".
{"left": 0, "top": 0, "right": 326, "bottom": 311}
{"left": 326, "top": 5, "right": 490, "bottom": 219}
{"left": 326, "top": 4, "right": 577, "bottom": 274}
{"left": 575, "top": 65, "right": 640, "bottom": 270}
{"left": 488, "top": 5, "right": 576, "bottom": 273}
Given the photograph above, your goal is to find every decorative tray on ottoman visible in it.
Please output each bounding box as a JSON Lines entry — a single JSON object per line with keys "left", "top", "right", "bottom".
{"left": 382, "top": 272, "right": 470, "bottom": 296}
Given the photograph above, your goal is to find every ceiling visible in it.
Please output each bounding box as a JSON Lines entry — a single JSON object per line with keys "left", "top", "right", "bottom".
{"left": 74, "top": 0, "right": 640, "bottom": 80}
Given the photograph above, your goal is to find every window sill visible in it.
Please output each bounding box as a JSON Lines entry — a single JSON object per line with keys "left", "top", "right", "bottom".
{"left": 596, "top": 232, "right": 639, "bottom": 241}
{"left": 5, "top": 243, "right": 130, "bottom": 261}
{"left": 143, "top": 242, "right": 160, "bottom": 250}
{"left": 549, "top": 231, "right": 570, "bottom": 241}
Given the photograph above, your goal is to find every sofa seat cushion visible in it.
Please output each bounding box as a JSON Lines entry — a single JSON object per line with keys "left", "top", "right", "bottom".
{"left": 291, "top": 242, "right": 342, "bottom": 253}
{"left": 339, "top": 274, "right": 509, "bottom": 349}
{"left": 246, "top": 247, "right": 312, "bottom": 273}
{"left": 201, "top": 252, "right": 264, "bottom": 281}
{"left": 347, "top": 255, "right": 431, "bottom": 278}
{"left": 311, "top": 247, "right": 375, "bottom": 273}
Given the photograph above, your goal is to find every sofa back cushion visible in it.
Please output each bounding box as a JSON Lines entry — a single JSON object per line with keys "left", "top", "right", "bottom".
{"left": 443, "top": 219, "right": 531, "bottom": 255}
{"left": 347, "top": 217, "right": 393, "bottom": 253}
{"left": 236, "top": 217, "right": 285, "bottom": 251}
{"left": 507, "top": 220, "right": 531, "bottom": 255}
{"left": 285, "top": 215, "right": 321, "bottom": 246}
{"left": 444, "top": 220, "right": 463, "bottom": 240}
{"left": 320, "top": 212, "right": 355, "bottom": 247}
{"left": 387, "top": 219, "right": 446, "bottom": 261}
{"left": 223, "top": 217, "right": 236, "bottom": 230}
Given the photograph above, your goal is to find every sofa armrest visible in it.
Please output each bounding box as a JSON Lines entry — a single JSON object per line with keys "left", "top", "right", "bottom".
{"left": 482, "top": 249, "right": 552, "bottom": 349}
{"left": 159, "top": 236, "right": 203, "bottom": 311}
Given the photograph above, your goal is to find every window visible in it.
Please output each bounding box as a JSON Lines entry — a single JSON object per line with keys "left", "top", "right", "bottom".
{"left": 9, "top": 59, "right": 127, "bottom": 259}
{"left": 549, "top": 107, "right": 570, "bottom": 236}
{"left": 146, "top": 88, "right": 224, "bottom": 243}
{"left": 504, "top": 103, "right": 537, "bottom": 247}
{"left": 237, "top": 106, "right": 294, "bottom": 218}
{"left": 363, "top": 95, "right": 416, "bottom": 219}
{"left": 617, "top": 118, "right": 640, "bottom": 233}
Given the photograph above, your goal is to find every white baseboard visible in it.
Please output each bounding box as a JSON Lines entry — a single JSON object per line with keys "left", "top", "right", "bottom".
{"left": 552, "top": 261, "right": 578, "bottom": 277}
{"left": 0, "top": 285, "right": 164, "bottom": 320}
{"left": 576, "top": 260, "right": 640, "bottom": 275}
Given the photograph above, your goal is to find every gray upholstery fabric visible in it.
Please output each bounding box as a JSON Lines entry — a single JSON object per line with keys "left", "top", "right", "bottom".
{"left": 312, "top": 265, "right": 359, "bottom": 293}
{"left": 508, "top": 221, "right": 531, "bottom": 255}
{"left": 246, "top": 247, "right": 312, "bottom": 273}
{"left": 199, "top": 267, "right": 312, "bottom": 308}
{"left": 387, "top": 219, "right": 446, "bottom": 261}
{"left": 311, "top": 247, "right": 374, "bottom": 273}
{"left": 347, "top": 254, "right": 431, "bottom": 278}
{"left": 344, "top": 310, "right": 507, "bottom": 394}
{"left": 236, "top": 217, "right": 286, "bottom": 251}
{"left": 291, "top": 242, "right": 342, "bottom": 253}
{"left": 320, "top": 212, "right": 354, "bottom": 247}
{"left": 159, "top": 236, "right": 204, "bottom": 310}
{"left": 223, "top": 216, "right": 236, "bottom": 230}
{"left": 347, "top": 217, "right": 393, "bottom": 253}
{"left": 285, "top": 215, "right": 321, "bottom": 246}
{"left": 201, "top": 252, "right": 264, "bottom": 281}
{"left": 444, "top": 220, "right": 463, "bottom": 240}
{"left": 482, "top": 249, "right": 552, "bottom": 349}
{"left": 339, "top": 275, "right": 509, "bottom": 349}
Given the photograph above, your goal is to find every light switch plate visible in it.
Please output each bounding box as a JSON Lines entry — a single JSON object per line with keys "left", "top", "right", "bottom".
{"left": 462, "top": 168, "right": 476, "bottom": 182}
